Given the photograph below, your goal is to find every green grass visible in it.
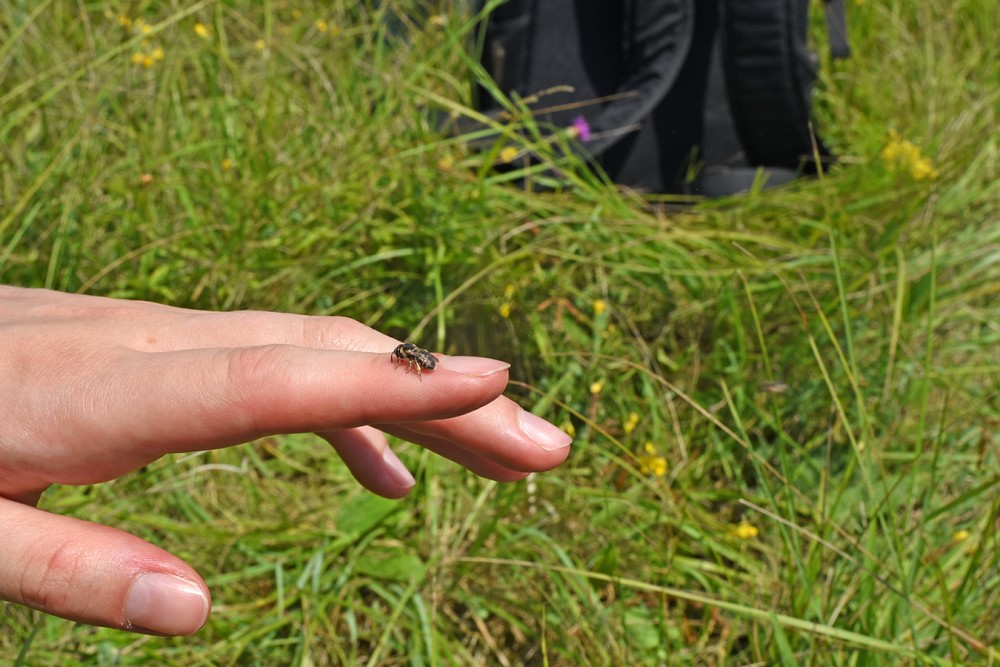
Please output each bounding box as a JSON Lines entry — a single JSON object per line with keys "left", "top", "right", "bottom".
{"left": 2, "top": 0, "right": 998, "bottom": 664}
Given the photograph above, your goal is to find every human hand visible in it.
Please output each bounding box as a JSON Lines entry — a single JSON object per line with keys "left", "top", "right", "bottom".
{"left": 0, "top": 286, "right": 571, "bottom": 635}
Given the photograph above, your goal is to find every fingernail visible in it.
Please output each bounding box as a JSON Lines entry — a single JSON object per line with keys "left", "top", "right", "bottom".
{"left": 382, "top": 447, "right": 416, "bottom": 489}
{"left": 125, "top": 573, "right": 210, "bottom": 636}
{"left": 439, "top": 356, "right": 511, "bottom": 377}
{"left": 518, "top": 410, "right": 573, "bottom": 451}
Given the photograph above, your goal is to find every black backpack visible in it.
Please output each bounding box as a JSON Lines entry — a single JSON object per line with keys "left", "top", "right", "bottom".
{"left": 468, "top": 0, "right": 850, "bottom": 196}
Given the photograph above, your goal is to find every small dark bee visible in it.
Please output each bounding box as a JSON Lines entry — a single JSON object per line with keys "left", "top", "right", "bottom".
{"left": 391, "top": 343, "right": 438, "bottom": 380}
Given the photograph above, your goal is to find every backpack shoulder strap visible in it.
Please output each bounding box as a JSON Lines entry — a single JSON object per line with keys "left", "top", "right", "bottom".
{"left": 720, "top": 0, "right": 848, "bottom": 171}
{"left": 476, "top": 0, "right": 695, "bottom": 159}
{"left": 476, "top": 0, "right": 535, "bottom": 102}
{"left": 583, "top": 0, "right": 695, "bottom": 156}
{"left": 824, "top": 0, "right": 851, "bottom": 59}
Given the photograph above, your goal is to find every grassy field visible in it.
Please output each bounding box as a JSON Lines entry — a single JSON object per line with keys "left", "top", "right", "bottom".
{"left": 2, "top": 1, "right": 998, "bottom": 664}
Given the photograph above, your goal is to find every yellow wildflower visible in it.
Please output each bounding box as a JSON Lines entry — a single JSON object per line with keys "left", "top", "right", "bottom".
{"left": 593, "top": 299, "right": 606, "bottom": 316}
{"left": 589, "top": 381, "right": 604, "bottom": 395}
{"left": 498, "top": 284, "right": 515, "bottom": 318}
{"left": 315, "top": 19, "right": 329, "bottom": 33}
{"left": 254, "top": 39, "right": 267, "bottom": 51}
{"left": 622, "top": 411, "right": 640, "bottom": 435}
{"left": 131, "top": 45, "right": 164, "bottom": 68}
{"left": 135, "top": 48, "right": 162, "bottom": 68}
{"left": 909, "top": 155, "right": 939, "bottom": 181}
{"left": 732, "top": 521, "right": 759, "bottom": 539}
{"left": 880, "top": 130, "right": 939, "bottom": 181}
{"left": 117, "top": 14, "right": 132, "bottom": 28}
{"left": 194, "top": 22, "right": 210, "bottom": 39}
{"left": 951, "top": 530, "right": 970, "bottom": 543}
{"left": 637, "top": 442, "right": 667, "bottom": 477}
{"left": 499, "top": 146, "right": 520, "bottom": 163}
{"left": 222, "top": 158, "right": 234, "bottom": 171}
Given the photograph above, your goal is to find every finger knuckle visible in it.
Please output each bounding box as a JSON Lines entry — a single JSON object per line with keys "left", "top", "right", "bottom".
{"left": 300, "top": 315, "right": 372, "bottom": 350}
{"left": 220, "top": 345, "right": 289, "bottom": 395}
{"left": 20, "top": 540, "right": 81, "bottom": 611}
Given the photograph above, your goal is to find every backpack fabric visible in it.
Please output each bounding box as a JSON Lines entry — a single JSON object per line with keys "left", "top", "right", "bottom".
{"left": 470, "top": 0, "right": 849, "bottom": 196}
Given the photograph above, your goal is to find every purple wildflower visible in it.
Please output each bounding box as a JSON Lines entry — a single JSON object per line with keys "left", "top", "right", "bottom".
{"left": 571, "top": 115, "right": 591, "bottom": 142}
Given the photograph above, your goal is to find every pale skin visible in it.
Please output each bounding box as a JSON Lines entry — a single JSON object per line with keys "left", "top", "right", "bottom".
{"left": 0, "top": 286, "right": 571, "bottom": 635}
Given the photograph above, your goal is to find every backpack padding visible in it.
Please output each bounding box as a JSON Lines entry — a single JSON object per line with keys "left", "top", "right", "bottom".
{"left": 720, "top": 0, "right": 830, "bottom": 170}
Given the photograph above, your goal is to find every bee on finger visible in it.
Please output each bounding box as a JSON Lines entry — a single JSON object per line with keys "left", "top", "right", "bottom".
{"left": 391, "top": 343, "right": 438, "bottom": 380}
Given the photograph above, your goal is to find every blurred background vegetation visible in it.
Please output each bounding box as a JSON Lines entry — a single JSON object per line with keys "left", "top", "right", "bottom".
{"left": 1, "top": 1, "right": 997, "bottom": 664}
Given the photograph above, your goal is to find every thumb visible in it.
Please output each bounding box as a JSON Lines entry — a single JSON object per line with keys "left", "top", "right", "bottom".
{"left": 0, "top": 497, "right": 211, "bottom": 635}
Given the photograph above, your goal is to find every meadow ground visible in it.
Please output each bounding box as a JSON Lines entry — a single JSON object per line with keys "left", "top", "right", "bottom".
{"left": 1, "top": 1, "right": 997, "bottom": 665}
